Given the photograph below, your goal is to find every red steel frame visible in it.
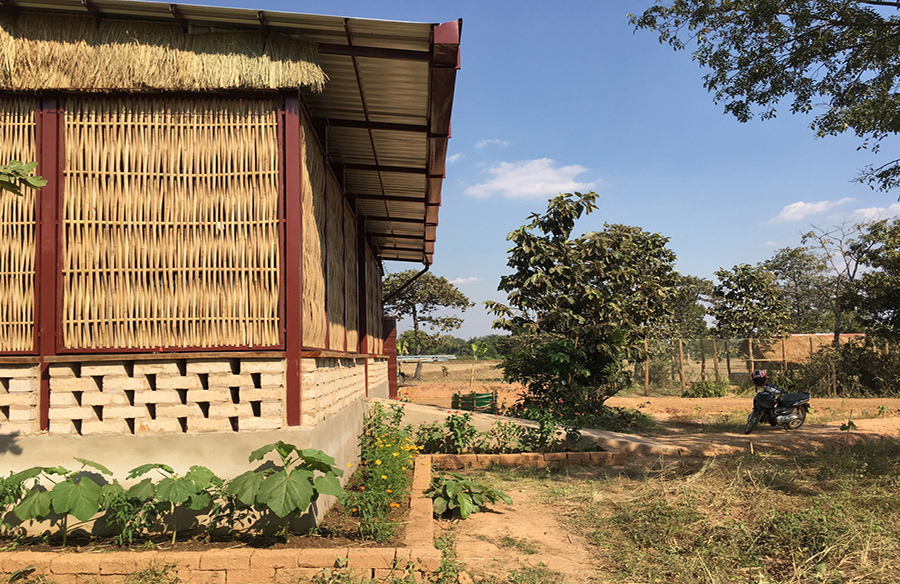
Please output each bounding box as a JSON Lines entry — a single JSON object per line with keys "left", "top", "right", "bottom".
{"left": 282, "top": 95, "right": 303, "bottom": 426}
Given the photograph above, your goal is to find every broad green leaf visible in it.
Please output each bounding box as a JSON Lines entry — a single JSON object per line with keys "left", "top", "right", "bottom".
{"left": 313, "top": 473, "right": 342, "bottom": 498}
{"left": 155, "top": 477, "right": 195, "bottom": 505}
{"left": 186, "top": 491, "right": 211, "bottom": 511}
{"left": 8, "top": 467, "right": 43, "bottom": 486}
{"left": 248, "top": 443, "right": 278, "bottom": 463}
{"left": 457, "top": 493, "right": 474, "bottom": 519}
{"left": 227, "top": 470, "right": 267, "bottom": 507}
{"left": 127, "top": 463, "right": 173, "bottom": 479}
{"left": 51, "top": 477, "right": 102, "bottom": 521}
{"left": 14, "top": 490, "right": 51, "bottom": 521}
{"left": 432, "top": 496, "right": 448, "bottom": 516}
{"left": 99, "top": 482, "right": 124, "bottom": 505}
{"left": 127, "top": 478, "right": 156, "bottom": 501}
{"left": 74, "top": 458, "right": 113, "bottom": 476}
{"left": 186, "top": 466, "right": 215, "bottom": 489}
{"left": 257, "top": 470, "right": 314, "bottom": 518}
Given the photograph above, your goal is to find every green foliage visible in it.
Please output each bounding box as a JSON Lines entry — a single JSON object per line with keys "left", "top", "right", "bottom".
{"left": 761, "top": 246, "right": 833, "bottom": 334}
{"left": 711, "top": 263, "right": 790, "bottom": 338}
{"left": 127, "top": 463, "right": 220, "bottom": 543}
{"left": 0, "top": 161, "right": 46, "bottom": 196}
{"left": 12, "top": 459, "right": 118, "bottom": 546}
{"left": 681, "top": 379, "right": 729, "bottom": 398}
{"left": 791, "top": 339, "right": 900, "bottom": 397}
{"left": 487, "top": 192, "right": 679, "bottom": 409}
{"left": 341, "top": 403, "right": 417, "bottom": 542}
{"left": 631, "top": 1, "right": 900, "bottom": 191}
{"left": 855, "top": 218, "right": 900, "bottom": 342}
{"left": 424, "top": 472, "right": 512, "bottom": 519}
{"left": 226, "top": 442, "right": 342, "bottom": 537}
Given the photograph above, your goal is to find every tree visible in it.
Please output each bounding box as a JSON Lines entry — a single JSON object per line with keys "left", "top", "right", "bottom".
{"left": 801, "top": 221, "right": 873, "bottom": 347}
{"left": 760, "top": 246, "right": 833, "bottom": 333}
{"left": 0, "top": 160, "right": 46, "bottom": 195}
{"left": 854, "top": 218, "right": 900, "bottom": 341}
{"left": 382, "top": 270, "right": 472, "bottom": 379}
{"left": 665, "top": 274, "right": 712, "bottom": 338}
{"left": 711, "top": 263, "right": 790, "bottom": 338}
{"left": 485, "top": 192, "right": 680, "bottom": 406}
{"left": 632, "top": 1, "right": 900, "bottom": 191}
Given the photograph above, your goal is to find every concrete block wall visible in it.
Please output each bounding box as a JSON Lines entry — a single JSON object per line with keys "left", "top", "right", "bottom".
{"left": 47, "top": 358, "right": 285, "bottom": 436}
{"left": 367, "top": 358, "right": 389, "bottom": 398}
{"left": 300, "top": 357, "right": 367, "bottom": 426}
{"left": 0, "top": 364, "right": 40, "bottom": 435}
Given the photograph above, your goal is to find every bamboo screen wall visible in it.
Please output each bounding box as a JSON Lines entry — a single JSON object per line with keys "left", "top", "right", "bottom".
{"left": 301, "top": 113, "right": 327, "bottom": 349}
{"left": 62, "top": 97, "right": 281, "bottom": 349}
{"left": 365, "top": 248, "right": 383, "bottom": 354}
{"left": 343, "top": 200, "right": 359, "bottom": 351}
{"left": 326, "top": 172, "right": 346, "bottom": 351}
{"left": 0, "top": 98, "right": 37, "bottom": 352}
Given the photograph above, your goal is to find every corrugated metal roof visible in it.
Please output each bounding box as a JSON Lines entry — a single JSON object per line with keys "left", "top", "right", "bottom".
{"left": 4, "top": 0, "right": 461, "bottom": 264}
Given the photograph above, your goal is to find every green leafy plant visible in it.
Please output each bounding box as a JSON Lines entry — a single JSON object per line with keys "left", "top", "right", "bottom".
{"left": 444, "top": 412, "right": 478, "bottom": 454}
{"left": 227, "top": 442, "right": 342, "bottom": 537}
{"left": 424, "top": 472, "right": 512, "bottom": 519}
{"left": 13, "top": 458, "right": 120, "bottom": 546}
{"left": 342, "top": 403, "right": 417, "bottom": 542}
{"left": 126, "top": 464, "right": 218, "bottom": 544}
{"left": 0, "top": 160, "right": 46, "bottom": 196}
{"left": 681, "top": 379, "right": 729, "bottom": 398}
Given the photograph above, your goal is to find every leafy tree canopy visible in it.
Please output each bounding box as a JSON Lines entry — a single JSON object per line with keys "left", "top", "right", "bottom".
{"left": 760, "top": 246, "right": 834, "bottom": 333}
{"left": 486, "top": 192, "right": 680, "bottom": 405}
{"left": 854, "top": 218, "right": 900, "bottom": 340}
{"left": 632, "top": 1, "right": 900, "bottom": 191}
{"left": 711, "top": 263, "right": 790, "bottom": 338}
{"left": 665, "top": 274, "right": 712, "bottom": 338}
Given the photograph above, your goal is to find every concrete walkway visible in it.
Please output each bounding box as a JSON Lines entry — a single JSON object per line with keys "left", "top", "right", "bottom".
{"left": 368, "top": 397, "right": 688, "bottom": 457}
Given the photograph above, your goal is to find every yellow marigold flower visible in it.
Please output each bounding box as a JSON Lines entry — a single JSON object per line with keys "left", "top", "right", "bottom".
{"left": 381, "top": 475, "right": 387, "bottom": 479}
{"left": 386, "top": 489, "right": 393, "bottom": 493}
{"left": 392, "top": 452, "right": 399, "bottom": 457}
{"left": 375, "top": 459, "right": 382, "bottom": 465}
{"left": 389, "top": 502, "right": 400, "bottom": 508}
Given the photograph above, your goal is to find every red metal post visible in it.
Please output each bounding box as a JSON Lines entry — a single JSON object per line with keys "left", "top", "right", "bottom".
{"left": 282, "top": 95, "right": 303, "bottom": 426}
{"left": 35, "top": 98, "right": 64, "bottom": 431}
{"left": 383, "top": 316, "right": 398, "bottom": 398}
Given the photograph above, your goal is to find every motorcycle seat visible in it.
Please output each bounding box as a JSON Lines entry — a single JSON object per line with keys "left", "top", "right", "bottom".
{"left": 778, "top": 392, "right": 811, "bottom": 407}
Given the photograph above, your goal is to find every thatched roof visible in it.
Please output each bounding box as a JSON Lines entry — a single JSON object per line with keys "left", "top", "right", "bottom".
{"left": 0, "top": 13, "right": 326, "bottom": 91}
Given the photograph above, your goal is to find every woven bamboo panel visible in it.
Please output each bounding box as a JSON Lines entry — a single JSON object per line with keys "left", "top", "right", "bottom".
{"left": 62, "top": 97, "right": 281, "bottom": 349}
{"left": 326, "top": 173, "right": 346, "bottom": 351}
{"left": 344, "top": 202, "right": 359, "bottom": 352}
{"left": 365, "top": 249, "right": 384, "bottom": 355}
{"left": 0, "top": 98, "right": 36, "bottom": 352}
{"left": 301, "top": 114, "right": 327, "bottom": 349}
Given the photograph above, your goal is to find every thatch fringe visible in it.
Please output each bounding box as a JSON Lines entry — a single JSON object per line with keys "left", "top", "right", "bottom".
{"left": 0, "top": 14, "right": 325, "bottom": 91}
{"left": 344, "top": 201, "right": 359, "bottom": 352}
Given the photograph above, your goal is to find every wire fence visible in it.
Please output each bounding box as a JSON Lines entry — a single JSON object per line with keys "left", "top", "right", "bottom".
{"left": 635, "top": 334, "right": 872, "bottom": 393}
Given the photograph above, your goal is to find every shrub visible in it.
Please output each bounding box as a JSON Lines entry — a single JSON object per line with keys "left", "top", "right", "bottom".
{"left": 792, "top": 340, "right": 900, "bottom": 397}
{"left": 681, "top": 379, "right": 729, "bottom": 398}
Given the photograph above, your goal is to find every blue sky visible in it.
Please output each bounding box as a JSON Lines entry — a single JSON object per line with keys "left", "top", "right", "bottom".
{"left": 187, "top": 0, "right": 900, "bottom": 338}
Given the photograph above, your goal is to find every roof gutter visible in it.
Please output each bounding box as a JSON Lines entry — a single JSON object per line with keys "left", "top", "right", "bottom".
{"left": 383, "top": 263, "right": 430, "bottom": 304}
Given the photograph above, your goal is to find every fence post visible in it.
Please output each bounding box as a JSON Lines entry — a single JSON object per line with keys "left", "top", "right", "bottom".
{"left": 725, "top": 339, "right": 732, "bottom": 379}
{"left": 781, "top": 337, "right": 787, "bottom": 373}
{"left": 712, "top": 339, "right": 720, "bottom": 381}
{"left": 678, "top": 338, "right": 686, "bottom": 393}
{"left": 809, "top": 336, "right": 814, "bottom": 360}
{"left": 700, "top": 339, "right": 706, "bottom": 381}
{"left": 748, "top": 337, "right": 754, "bottom": 372}
{"left": 643, "top": 338, "right": 649, "bottom": 396}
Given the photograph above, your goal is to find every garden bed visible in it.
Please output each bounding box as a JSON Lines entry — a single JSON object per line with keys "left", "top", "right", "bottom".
{"left": 0, "top": 458, "right": 438, "bottom": 584}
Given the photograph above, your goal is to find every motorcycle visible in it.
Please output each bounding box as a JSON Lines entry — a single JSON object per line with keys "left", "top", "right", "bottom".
{"left": 743, "top": 385, "right": 811, "bottom": 434}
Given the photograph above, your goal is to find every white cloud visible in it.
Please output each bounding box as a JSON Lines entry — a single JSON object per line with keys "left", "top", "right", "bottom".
{"left": 447, "top": 153, "right": 462, "bottom": 163}
{"left": 450, "top": 277, "right": 480, "bottom": 285}
{"left": 768, "top": 197, "right": 854, "bottom": 223}
{"left": 464, "top": 158, "right": 596, "bottom": 200}
{"left": 849, "top": 202, "right": 900, "bottom": 222}
{"left": 763, "top": 241, "right": 780, "bottom": 248}
{"left": 474, "top": 138, "right": 510, "bottom": 150}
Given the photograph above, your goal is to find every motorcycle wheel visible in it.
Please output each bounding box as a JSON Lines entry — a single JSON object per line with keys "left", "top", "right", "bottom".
{"left": 744, "top": 410, "right": 760, "bottom": 434}
{"left": 785, "top": 407, "right": 807, "bottom": 430}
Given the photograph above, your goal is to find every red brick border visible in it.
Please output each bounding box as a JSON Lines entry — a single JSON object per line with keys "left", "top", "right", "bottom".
{"left": 0, "top": 458, "right": 439, "bottom": 584}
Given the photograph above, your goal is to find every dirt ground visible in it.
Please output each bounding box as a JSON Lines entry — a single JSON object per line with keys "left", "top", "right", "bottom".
{"left": 401, "top": 379, "right": 900, "bottom": 583}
